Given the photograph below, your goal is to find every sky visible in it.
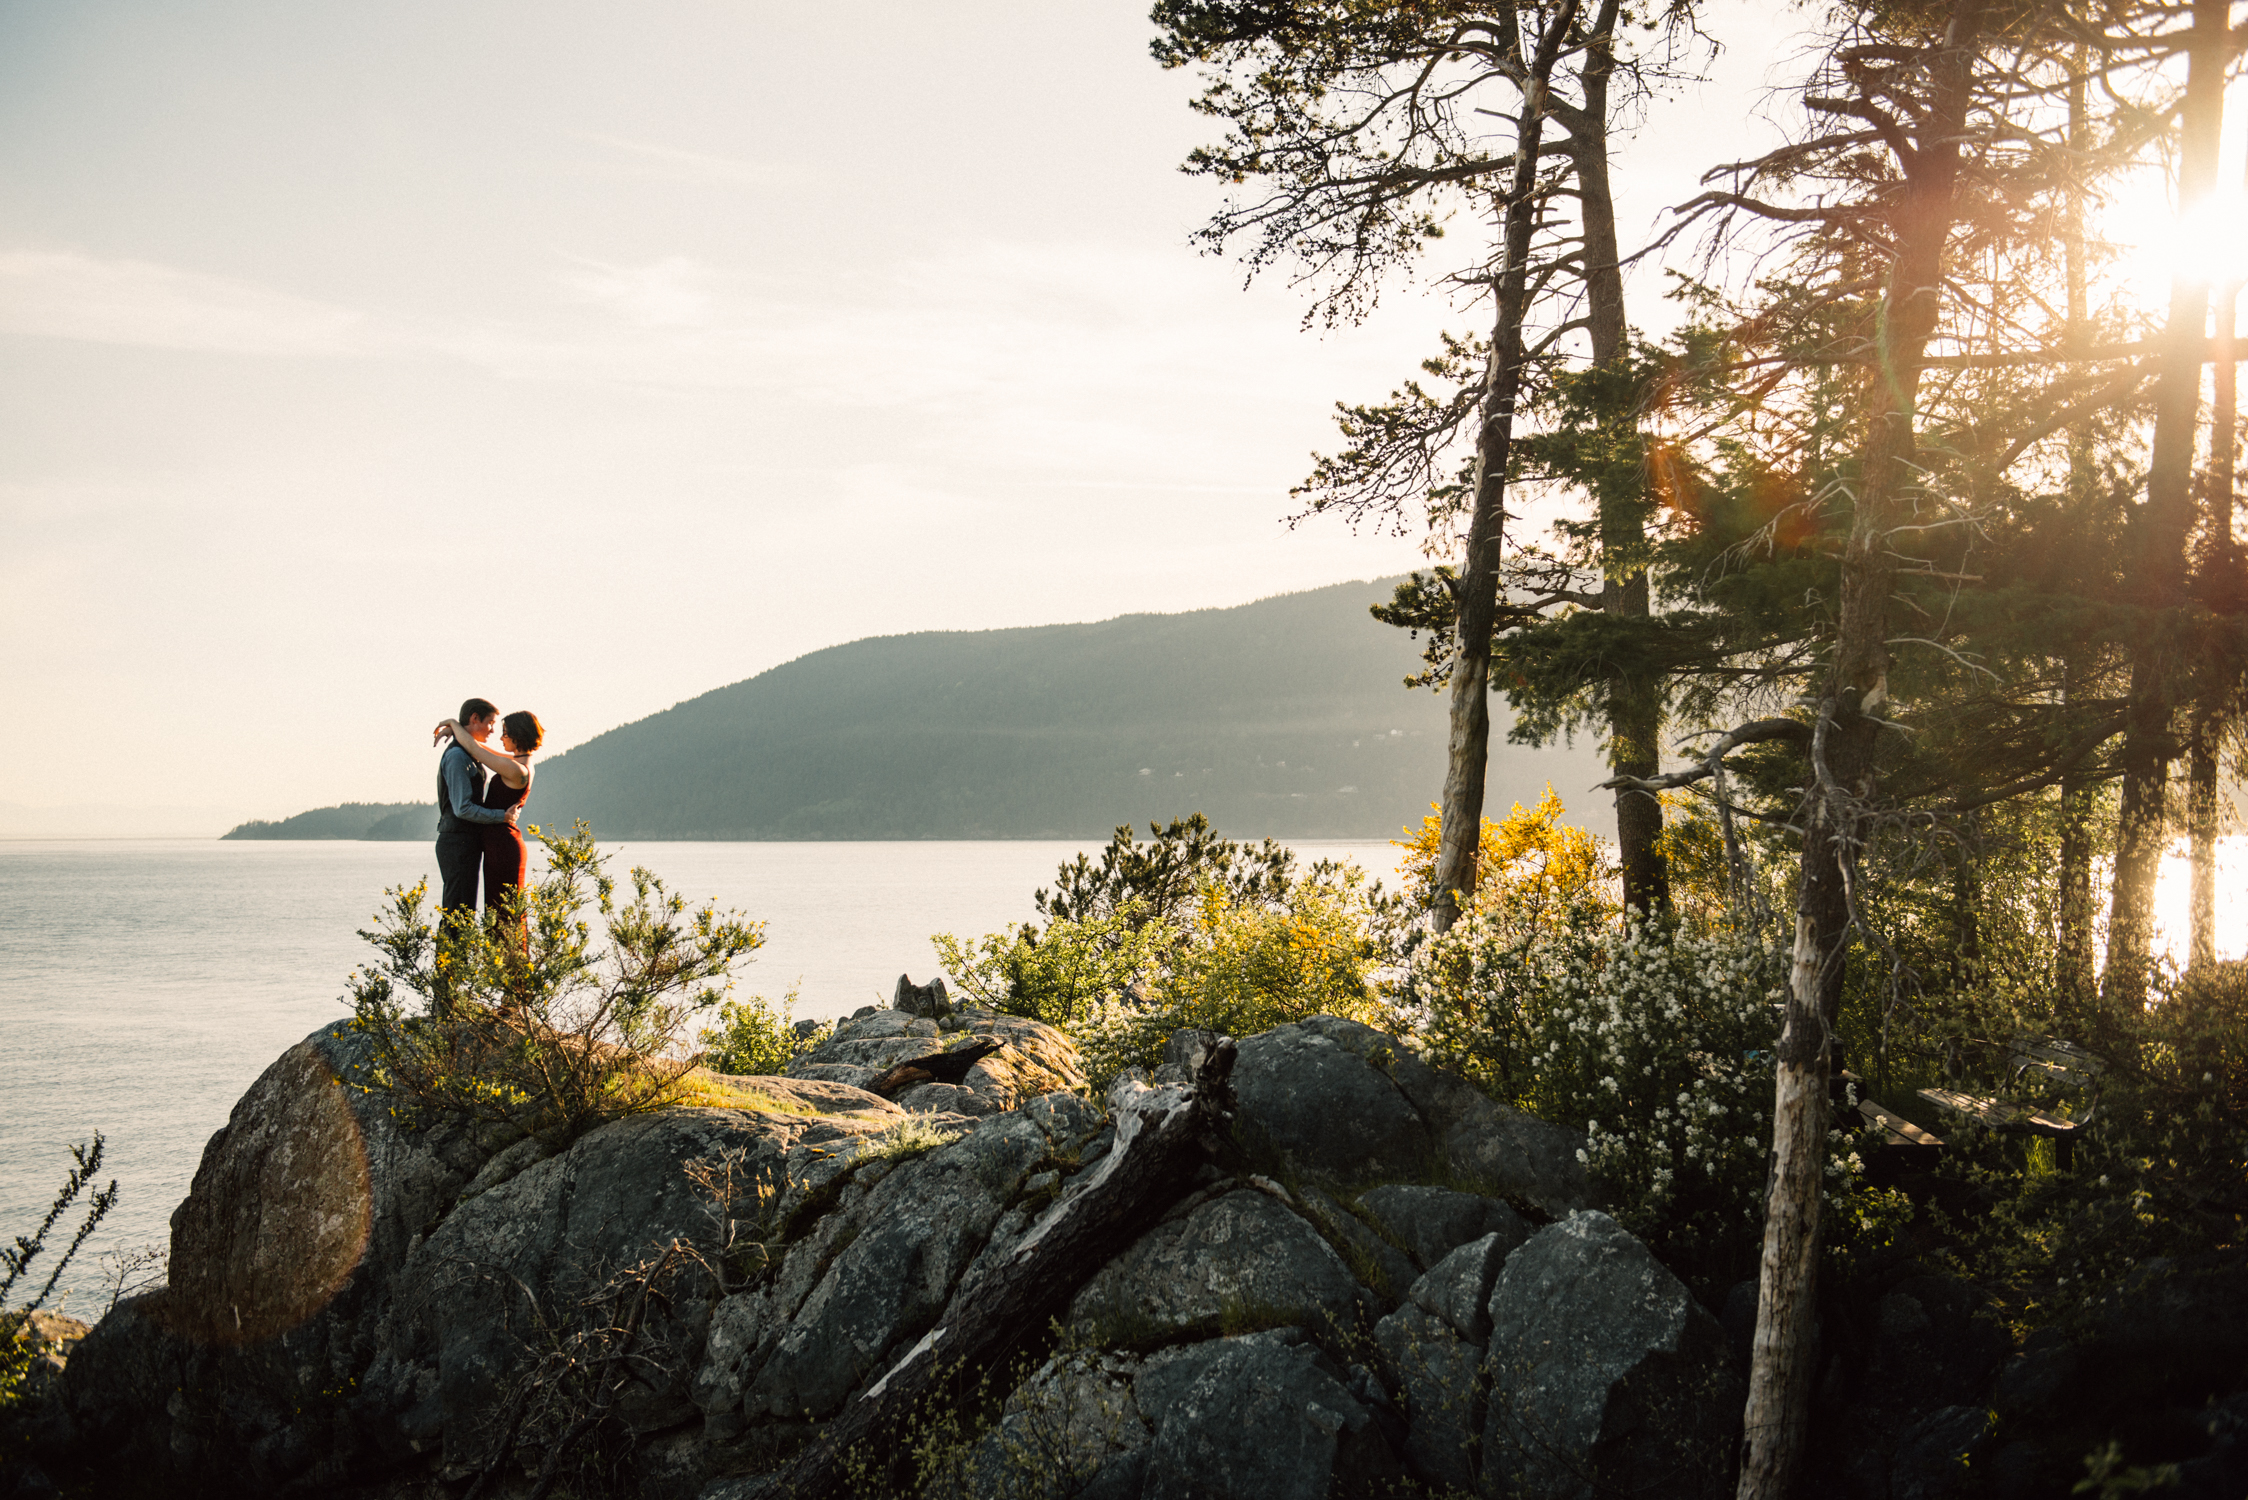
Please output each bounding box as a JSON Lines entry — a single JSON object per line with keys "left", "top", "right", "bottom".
{"left": 0, "top": 0, "right": 1811, "bottom": 836}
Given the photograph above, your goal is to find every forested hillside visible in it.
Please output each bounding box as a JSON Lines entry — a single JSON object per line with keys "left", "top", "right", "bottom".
{"left": 222, "top": 801, "right": 430, "bottom": 841}
{"left": 227, "top": 580, "right": 1604, "bottom": 841}
{"left": 523, "top": 578, "right": 1600, "bottom": 839}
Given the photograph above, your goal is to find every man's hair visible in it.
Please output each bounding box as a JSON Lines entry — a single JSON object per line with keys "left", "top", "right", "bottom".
{"left": 460, "top": 697, "right": 499, "bottom": 724}
{"left": 502, "top": 711, "right": 545, "bottom": 752}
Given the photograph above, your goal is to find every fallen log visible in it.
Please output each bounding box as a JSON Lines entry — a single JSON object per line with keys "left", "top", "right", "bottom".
{"left": 762, "top": 1031, "right": 1239, "bottom": 1499}
{"left": 869, "top": 1036, "right": 1008, "bottom": 1097}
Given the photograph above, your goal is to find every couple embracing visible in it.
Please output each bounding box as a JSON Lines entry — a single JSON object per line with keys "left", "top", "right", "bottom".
{"left": 432, "top": 696, "right": 545, "bottom": 925}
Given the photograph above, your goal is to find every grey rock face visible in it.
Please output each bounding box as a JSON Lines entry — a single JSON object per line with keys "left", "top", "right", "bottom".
{"left": 894, "top": 973, "right": 953, "bottom": 1018}
{"left": 888, "top": 1080, "right": 1007, "bottom": 1116}
{"left": 1373, "top": 1304, "right": 1482, "bottom": 1493}
{"left": 1409, "top": 1231, "right": 1515, "bottom": 1344}
{"left": 1232, "top": 1016, "right": 1594, "bottom": 1216}
{"left": 958, "top": 1348, "right": 1151, "bottom": 1500}
{"left": 1139, "top": 1335, "right": 1400, "bottom": 1500}
{"left": 792, "top": 1009, "right": 942, "bottom": 1073}
{"left": 368, "top": 1107, "right": 853, "bottom": 1470}
{"left": 1233, "top": 1019, "right": 1437, "bottom": 1183}
{"left": 791, "top": 1007, "right": 1087, "bottom": 1117}
{"left": 706, "top": 1073, "right": 903, "bottom": 1119}
{"left": 1360, "top": 1184, "right": 1529, "bottom": 1272}
{"left": 1132, "top": 1326, "right": 1303, "bottom": 1429}
{"left": 785, "top": 1061, "right": 880, "bottom": 1089}
{"left": 1890, "top": 1405, "right": 1994, "bottom": 1500}
{"left": 745, "top": 1112, "right": 1052, "bottom": 1419}
{"left": 1483, "top": 1211, "right": 1739, "bottom": 1500}
{"left": 1070, "top": 1189, "right": 1366, "bottom": 1345}
{"left": 1020, "top": 1090, "right": 1105, "bottom": 1153}
{"left": 1298, "top": 1186, "right": 1417, "bottom": 1305}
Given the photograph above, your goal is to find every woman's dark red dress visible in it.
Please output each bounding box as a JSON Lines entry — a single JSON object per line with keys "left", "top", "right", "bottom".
{"left": 479, "top": 773, "right": 530, "bottom": 920}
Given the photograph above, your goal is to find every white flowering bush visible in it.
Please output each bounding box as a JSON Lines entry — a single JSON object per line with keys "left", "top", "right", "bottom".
{"left": 1411, "top": 913, "right": 1864, "bottom": 1272}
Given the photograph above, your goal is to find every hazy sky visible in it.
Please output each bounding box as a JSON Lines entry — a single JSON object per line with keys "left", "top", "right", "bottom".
{"left": 0, "top": 0, "right": 1801, "bottom": 835}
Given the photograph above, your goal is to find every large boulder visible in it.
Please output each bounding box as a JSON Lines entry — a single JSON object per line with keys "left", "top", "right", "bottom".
{"left": 1137, "top": 1331, "right": 1401, "bottom": 1500}
{"left": 1359, "top": 1184, "right": 1529, "bottom": 1273}
{"left": 1372, "top": 1304, "right": 1482, "bottom": 1492}
{"left": 1069, "top": 1188, "right": 1370, "bottom": 1346}
{"left": 1483, "top": 1211, "right": 1739, "bottom": 1500}
{"left": 49, "top": 1003, "right": 1677, "bottom": 1500}
{"left": 742, "top": 1111, "right": 1054, "bottom": 1420}
{"left": 1232, "top": 1016, "right": 1594, "bottom": 1215}
{"left": 55, "top": 1019, "right": 499, "bottom": 1491}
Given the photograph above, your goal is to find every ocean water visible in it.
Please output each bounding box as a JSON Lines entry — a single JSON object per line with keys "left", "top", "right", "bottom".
{"left": 0, "top": 835, "right": 1405, "bottom": 1299}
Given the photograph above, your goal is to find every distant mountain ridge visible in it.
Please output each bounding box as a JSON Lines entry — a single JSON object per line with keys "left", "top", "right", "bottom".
{"left": 225, "top": 579, "right": 1608, "bottom": 841}
{"left": 223, "top": 801, "right": 431, "bottom": 841}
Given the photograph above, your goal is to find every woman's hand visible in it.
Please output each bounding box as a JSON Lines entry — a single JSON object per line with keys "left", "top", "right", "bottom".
{"left": 432, "top": 718, "right": 460, "bottom": 748}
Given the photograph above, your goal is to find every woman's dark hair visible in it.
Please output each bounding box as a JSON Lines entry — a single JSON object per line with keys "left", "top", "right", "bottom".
{"left": 502, "top": 711, "right": 545, "bottom": 752}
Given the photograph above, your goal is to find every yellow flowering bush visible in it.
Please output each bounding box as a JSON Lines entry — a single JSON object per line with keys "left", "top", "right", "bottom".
{"left": 1394, "top": 785, "right": 1615, "bottom": 937}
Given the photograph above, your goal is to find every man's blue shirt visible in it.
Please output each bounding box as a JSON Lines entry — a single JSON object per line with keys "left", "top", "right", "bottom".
{"left": 441, "top": 743, "right": 511, "bottom": 826}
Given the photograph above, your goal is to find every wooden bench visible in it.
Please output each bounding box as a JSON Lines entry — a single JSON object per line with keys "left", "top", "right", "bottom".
{"left": 1855, "top": 1097, "right": 1944, "bottom": 1167}
{"left": 1917, "top": 1035, "right": 2104, "bottom": 1170}
{"left": 1833, "top": 1068, "right": 1946, "bottom": 1176}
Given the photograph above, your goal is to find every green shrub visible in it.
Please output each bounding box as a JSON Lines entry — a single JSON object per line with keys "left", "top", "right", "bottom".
{"left": 699, "top": 987, "right": 825, "bottom": 1075}
{"left": 1074, "top": 870, "right": 1391, "bottom": 1090}
{"left": 1933, "top": 961, "right": 2248, "bottom": 1318}
{"left": 935, "top": 815, "right": 1407, "bottom": 1043}
{"left": 3, "top": 1136, "right": 116, "bottom": 1451}
{"left": 933, "top": 903, "right": 1179, "bottom": 1031}
{"left": 345, "top": 822, "right": 765, "bottom": 1147}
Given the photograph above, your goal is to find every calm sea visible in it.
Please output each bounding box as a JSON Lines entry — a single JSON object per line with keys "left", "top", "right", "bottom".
{"left": 0, "top": 836, "right": 1405, "bottom": 1302}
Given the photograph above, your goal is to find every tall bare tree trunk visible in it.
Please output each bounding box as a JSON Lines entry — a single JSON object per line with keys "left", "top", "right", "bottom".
{"left": 1738, "top": 8, "right": 1980, "bottom": 1491}
{"left": 2057, "top": 743, "right": 2101, "bottom": 1003}
{"left": 2189, "top": 277, "right": 2237, "bottom": 974}
{"left": 1433, "top": 7, "right": 1580, "bottom": 930}
{"left": 2101, "top": 0, "right": 2228, "bottom": 1010}
{"left": 2055, "top": 53, "right": 2101, "bottom": 1009}
{"left": 1571, "top": 0, "right": 1673, "bottom": 917}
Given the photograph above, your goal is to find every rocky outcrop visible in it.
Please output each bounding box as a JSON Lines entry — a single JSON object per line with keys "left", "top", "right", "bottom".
{"left": 1069, "top": 1188, "right": 1370, "bottom": 1343}
{"left": 893, "top": 972, "right": 952, "bottom": 1019}
{"left": 788, "top": 1005, "right": 1084, "bottom": 1116}
{"left": 45, "top": 1008, "right": 1739, "bottom": 1500}
{"left": 51, "top": 1017, "right": 500, "bottom": 1491}
{"left": 1232, "top": 1015, "right": 1596, "bottom": 1216}
{"left": 1483, "top": 1212, "right": 1740, "bottom": 1499}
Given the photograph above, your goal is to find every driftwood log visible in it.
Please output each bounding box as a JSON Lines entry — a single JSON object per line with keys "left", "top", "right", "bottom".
{"left": 869, "top": 1037, "right": 1007, "bottom": 1097}
{"left": 763, "top": 1032, "right": 1239, "bottom": 1499}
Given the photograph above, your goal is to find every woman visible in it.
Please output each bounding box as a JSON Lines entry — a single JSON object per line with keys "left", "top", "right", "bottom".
{"left": 436, "top": 709, "right": 543, "bottom": 922}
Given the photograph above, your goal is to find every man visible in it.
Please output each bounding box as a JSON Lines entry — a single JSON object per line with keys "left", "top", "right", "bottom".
{"left": 434, "top": 697, "right": 515, "bottom": 922}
